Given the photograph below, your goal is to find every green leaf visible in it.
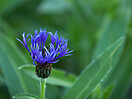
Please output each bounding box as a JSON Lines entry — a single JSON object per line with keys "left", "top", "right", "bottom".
{"left": 47, "top": 68, "right": 76, "bottom": 87}
{"left": 92, "top": 0, "right": 131, "bottom": 60}
{"left": 101, "top": 84, "right": 114, "bottom": 99}
{"left": 63, "top": 37, "right": 125, "bottom": 99}
{"left": 0, "top": 0, "right": 28, "bottom": 14}
{"left": 106, "top": 2, "right": 132, "bottom": 99}
{"left": 0, "top": 34, "right": 39, "bottom": 96}
{"left": 0, "top": 44, "right": 24, "bottom": 95}
{"left": 18, "top": 65, "right": 77, "bottom": 88}
{"left": 92, "top": 0, "right": 131, "bottom": 96}
{"left": 0, "top": 17, "right": 15, "bottom": 39}
{"left": 0, "top": 69, "right": 5, "bottom": 85}
{"left": 37, "top": 0, "right": 72, "bottom": 14}
{"left": 13, "top": 93, "right": 38, "bottom": 99}
{"left": 88, "top": 84, "right": 114, "bottom": 99}
{"left": 109, "top": 35, "right": 132, "bottom": 99}
{"left": 0, "top": 75, "right": 5, "bottom": 86}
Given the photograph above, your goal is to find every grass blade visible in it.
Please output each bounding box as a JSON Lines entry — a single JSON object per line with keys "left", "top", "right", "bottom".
{"left": 13, "top": 93, "right": 38, "bottom": 99}
{"left": 63, "top": 37, "right": 125, "bottom": 99}
{"left": 0, "top": 34, "right": 39, "bottom": 96}
{"left": 109, "top": 35, "right": 132, "bottom": 99}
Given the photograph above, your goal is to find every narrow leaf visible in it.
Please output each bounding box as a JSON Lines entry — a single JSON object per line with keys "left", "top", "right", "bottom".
{"left": 18, "top": 65, "right": 77, "bottom": 88}
{"left": 63, "top": 37, "right": 125, "bottom": 99}
{"left": 0, "top": 47, "right": 24, "bottom": 95}
{"left": 109, "top": 35, "right": 132, "bottom": 99}
{"left": 91, "top": 1, "right": 131, "bottom": 99}
{"left": 37, "top": 0, "right": 72, "bottom": 14}
{"left": 13, "top": 93, "right": 38, "bottom": 99}
{"left": 0, "top": 34, "right": 39, "bottom": 96}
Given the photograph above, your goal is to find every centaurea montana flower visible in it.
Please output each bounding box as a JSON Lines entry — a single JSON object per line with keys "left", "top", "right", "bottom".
{"left": 17, "top": 28, "right": 73, "bottom": 79}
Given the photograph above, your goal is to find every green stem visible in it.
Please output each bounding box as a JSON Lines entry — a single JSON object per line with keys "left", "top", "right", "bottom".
{"left": 40, "top": 78, "right": 46, "bottom": 99}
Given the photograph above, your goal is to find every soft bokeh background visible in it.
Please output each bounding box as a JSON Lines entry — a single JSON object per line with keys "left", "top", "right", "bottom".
{"left": 0, "top": 0, "right": 132, "bottom": 99}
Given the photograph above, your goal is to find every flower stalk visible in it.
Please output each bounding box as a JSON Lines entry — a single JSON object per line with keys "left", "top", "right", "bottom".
{"left": 17, "top": 28, "right": 73, "bottom": 99}
{"left": 40, "top": 78, "right": 46, "bottom": 99}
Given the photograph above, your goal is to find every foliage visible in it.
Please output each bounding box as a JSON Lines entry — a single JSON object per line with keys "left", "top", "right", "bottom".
{"left": 0, "top": 0, "right": 132, "bottom": 99}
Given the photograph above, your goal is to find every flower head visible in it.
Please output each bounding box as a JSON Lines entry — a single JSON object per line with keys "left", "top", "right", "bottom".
{"left": 17, "top": 28, "right": 73, "bottom": 78}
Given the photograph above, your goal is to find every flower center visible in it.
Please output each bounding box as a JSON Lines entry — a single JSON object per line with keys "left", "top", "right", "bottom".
{"left": 35, "top": 64, "right": 52, "bottom": 79}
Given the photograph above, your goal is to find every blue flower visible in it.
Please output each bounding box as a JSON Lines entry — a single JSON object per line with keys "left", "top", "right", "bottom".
{"left": 17, "top": 28, "right": 73, "bottom": 78}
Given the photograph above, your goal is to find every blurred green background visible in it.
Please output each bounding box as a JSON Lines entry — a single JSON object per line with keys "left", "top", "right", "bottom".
{"left": 0, "top": 0, "right": 132, "bottom": 99}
